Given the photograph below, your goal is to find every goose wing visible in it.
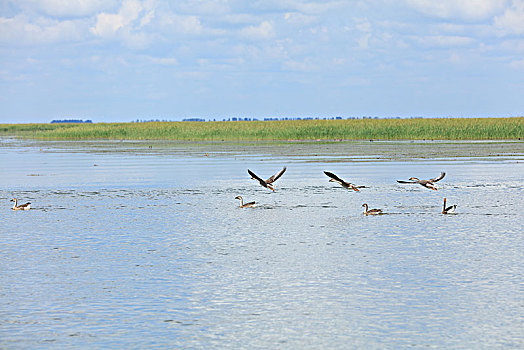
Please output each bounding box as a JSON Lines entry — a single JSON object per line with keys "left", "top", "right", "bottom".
{"left": 19, "top": 202, "right": 31, "bottom": 208}
{"left": 430, "top": 172, "right": 446, "bottom": 183}
{"left": 248, "top": 169, "right": 266, "bottom": 185}
{"left": 266, "top": 167, "right": 286, "bottom": 184}
{"left": 397, "top": 179, "right": 417, "bottom": 184}
{"left": 324, "top": 171, "right": 345, "bottom": 184}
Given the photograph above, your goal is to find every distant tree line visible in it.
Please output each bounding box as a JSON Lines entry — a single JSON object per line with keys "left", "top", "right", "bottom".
{"left": 51, "top": 119, "right": 92, "bottom": 123}
{"left": 48, "top": 116, "right": 425, "bottom": 124}
{"left": 132, "top": 116, "right": 415, "bottom": 123}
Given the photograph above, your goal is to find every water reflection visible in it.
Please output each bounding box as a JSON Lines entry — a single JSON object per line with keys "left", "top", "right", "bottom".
{"left": 1, "top": 139, "right": 523, "bottom": 348}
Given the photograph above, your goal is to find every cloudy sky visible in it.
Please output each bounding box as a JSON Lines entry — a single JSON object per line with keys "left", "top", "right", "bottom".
{"left": 1, "top": 0, "right": 523, "bottom": 122}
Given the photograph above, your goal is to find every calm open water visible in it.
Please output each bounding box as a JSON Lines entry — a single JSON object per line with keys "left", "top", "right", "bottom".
{"left": 1, "top": 138, "right": 523, "bottom": 349}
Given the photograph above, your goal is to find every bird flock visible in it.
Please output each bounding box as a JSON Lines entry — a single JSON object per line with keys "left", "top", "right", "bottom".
{"left": 238, "top": 168, "right": 455, "bottom": 215}
{"left": 9, "top": 168, "right": 455, "bottom": 215}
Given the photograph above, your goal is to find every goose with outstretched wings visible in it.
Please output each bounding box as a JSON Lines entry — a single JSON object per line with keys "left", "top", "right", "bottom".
{"left": 397, "top": 172, "right": 446, "bottom": 190}
{"left": 248, "top": 167, "right": 287, "bottom": 192}
{"left": 324, "top": 171, "right": 366, "bottom": 192}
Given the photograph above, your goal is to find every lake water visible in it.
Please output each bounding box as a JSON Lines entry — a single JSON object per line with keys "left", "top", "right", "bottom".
{"left": 1, "top": 138, "right": 523, "bottom": 349}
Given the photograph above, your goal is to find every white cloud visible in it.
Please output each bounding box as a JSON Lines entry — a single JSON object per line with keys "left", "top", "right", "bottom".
{"left": 91, "top": 13, "right": 125, "bottom": 37}
{"left": 282, "top": 58, "right": 316, "bottom": 72}
{"left": 447, "top": 52, "right": 465, "bottom": 64}
{"left": 405, "top": 0, "right": 509, "bottom": 21}
{"left": 222, "top": 13, "right": 262, "bottom": 25}
{"left": 283, "top": 12, "right": 318, "bottom": 26}
{"left": 348, "top": 17, "right": 373, "bottom": 49}
{"left": 140, "top": 9, "right": 155, "bottom": 27}
{"left": 357, "top": 33, "right": 372, "bottom": 49}
{"left": 494, "top": 0, "right": 524, "bottom": 34}
{"left": 509, "top": 58, "right": 524, "bottom": 68}
{"left": 87, "top": 0, "right": 163, "bottom": 49}
{"left": 295, "top": 1, "right": 345, "bottom": 15}
{"left": 172, "top": 0, "right": 232, "bottom": 16}
{"left": 499, "top": 38, "right": 524, "bottom": 52}
{"left": 239, "top": 21, "right": 275, "bottom": 40}
{"left": 417, "top": 35, "right": 476, "bottom": 47}
{"left": 157, "top": 12, "right": 203, "bottom": 35}
{"left": 14, "top": 0, "right": 119, "bottom": 17}
{"left": 309, "top": 26, "right": 328, "bottom": 35}
{"left": 91, "top": 0, "right": 144, "bottom": 38}
{"left": 121, "top": 30, "right": 151, "bottom": 49}
{"left": 355, "top": 19, "right": 371, "bottom": 33}
{"left": 257, "top": 0, "right": 345, "bottom": 15}
{"left": 0, "top": 15, "right": 88, "bottom": 45}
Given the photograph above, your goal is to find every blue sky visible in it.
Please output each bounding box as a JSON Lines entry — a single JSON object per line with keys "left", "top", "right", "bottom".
{"left": 1, "top": 0, "right": 523, "bottom": 123}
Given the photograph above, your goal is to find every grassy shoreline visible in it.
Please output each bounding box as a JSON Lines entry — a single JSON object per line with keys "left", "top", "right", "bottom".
{"left": 1, "top": 118, "right": 522, "bottom": 141}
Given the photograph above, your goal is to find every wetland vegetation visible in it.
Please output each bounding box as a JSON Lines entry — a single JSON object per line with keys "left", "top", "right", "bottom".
{"left": 1, "top": 117, "right": 522, "bottom": 141}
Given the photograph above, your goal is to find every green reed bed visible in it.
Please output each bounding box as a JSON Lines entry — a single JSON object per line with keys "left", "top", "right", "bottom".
{"left": 1, "top": 118, "right": 522, "bottom": 141}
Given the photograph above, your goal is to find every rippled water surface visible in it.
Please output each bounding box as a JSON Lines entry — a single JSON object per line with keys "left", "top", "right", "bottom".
{"left": 1, "top": 139, "right": 523, "bottom": 349}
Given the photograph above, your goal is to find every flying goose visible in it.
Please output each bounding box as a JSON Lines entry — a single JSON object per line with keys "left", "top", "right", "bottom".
{"left": 11, "top": 198, "right": 31, "bottom": 210}
{"left": 324, "top": 171, "right": 366, "bottom": 191}
{"left": 441, "top": 197, "right": 457, "bottom": 214}
{"left": 235, "top": 196, "right": 256, "bottom": 208}
{"left": 397, "top": 172, "right": 446, "bottom": 190}
{"left": 362, "top": 203, "right": 382, "bottom": 215}
{"left": 248, "top": 167, "right": 286, "bottom": 192}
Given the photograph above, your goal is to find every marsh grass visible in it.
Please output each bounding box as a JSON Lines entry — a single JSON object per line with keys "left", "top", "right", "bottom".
{"left": 1, "top": 118, "right": 522, "bottom": 141}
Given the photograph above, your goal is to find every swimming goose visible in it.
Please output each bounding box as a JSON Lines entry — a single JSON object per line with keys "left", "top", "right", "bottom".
{"left": 362, "top": 203, "right": 382, "bottom": 215}
{"left": 441, "top": 197, "right": 456, "bottom": 214}
{"left": 397, "top": 172, "right": 446, "bottom": 191}
{"left": 11, "top": 198, "right": 31, "bottom": 210}
{"left": 235, "top": 196, "right": 256, "bottom": 208}
{"left": 324, "top": 171, "right": 366, "bottom": 191}
{"left": 248, "top": 167, "right": 286, "bottom": 192}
